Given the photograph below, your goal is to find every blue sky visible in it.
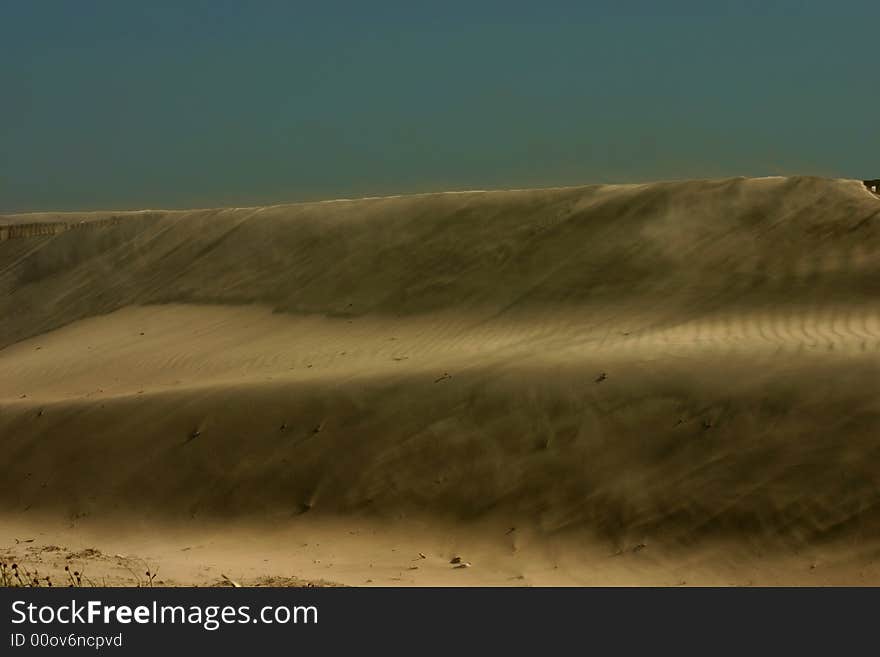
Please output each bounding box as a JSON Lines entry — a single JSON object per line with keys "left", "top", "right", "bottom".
{"left": 1, "top": 1, "right": 877, "bottom": 211}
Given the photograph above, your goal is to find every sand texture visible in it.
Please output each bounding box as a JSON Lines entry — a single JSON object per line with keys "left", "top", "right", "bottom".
{"left": 2, "top": 176, "right": 880, "bottom": 585}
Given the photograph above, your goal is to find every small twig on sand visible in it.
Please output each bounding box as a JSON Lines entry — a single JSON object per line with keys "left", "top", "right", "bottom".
{"left": 221, "top": 573, "right": 241, "bottom": 588}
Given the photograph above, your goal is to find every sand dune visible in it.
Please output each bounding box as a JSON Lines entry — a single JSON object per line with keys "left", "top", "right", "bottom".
{"left": 2, "top": 176, "right": 879, "bottom": 585}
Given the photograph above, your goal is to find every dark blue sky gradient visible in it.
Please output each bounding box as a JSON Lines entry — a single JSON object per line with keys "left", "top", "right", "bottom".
{"left": 1, "top": 1, "right": 877, "bottom": 211}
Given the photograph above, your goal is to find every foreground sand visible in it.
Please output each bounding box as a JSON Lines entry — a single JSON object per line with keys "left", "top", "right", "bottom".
{"left": 1, "top": 176, "right": 879, "bottom": 585}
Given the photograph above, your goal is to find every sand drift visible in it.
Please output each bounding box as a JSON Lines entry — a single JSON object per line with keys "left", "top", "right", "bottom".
{"left": 1, "top": 176, "right": 879, "bottom": 585}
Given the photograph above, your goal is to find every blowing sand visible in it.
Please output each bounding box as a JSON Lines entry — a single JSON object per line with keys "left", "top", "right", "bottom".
{"left": 2, "top": 176, "right": 879, "bottom": 585}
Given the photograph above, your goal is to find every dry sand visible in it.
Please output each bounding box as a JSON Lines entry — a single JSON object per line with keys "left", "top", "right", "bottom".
{"left": 1, "top": 176, "right": 879, "bottom": 586}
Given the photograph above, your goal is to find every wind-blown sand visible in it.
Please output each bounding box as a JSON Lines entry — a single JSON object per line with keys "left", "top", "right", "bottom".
{"left": 2, "top": 176, "right": 879, "bottom": 585}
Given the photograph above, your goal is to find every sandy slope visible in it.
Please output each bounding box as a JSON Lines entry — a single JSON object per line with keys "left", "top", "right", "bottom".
{"left": 1, "top": 176, "right": 879, "bottom": 586}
